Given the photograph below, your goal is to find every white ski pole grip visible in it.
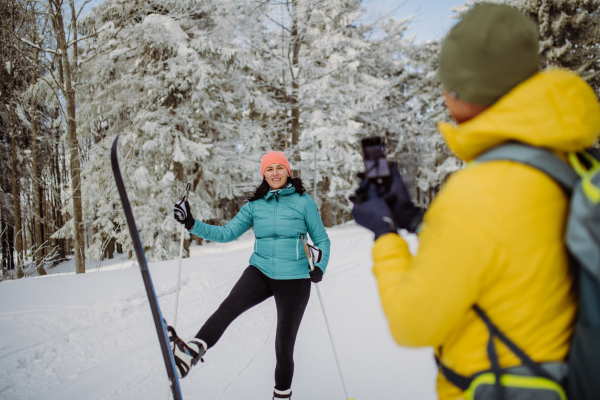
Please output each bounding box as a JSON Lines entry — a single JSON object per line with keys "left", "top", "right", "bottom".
{"left": 301, "top": 237, "right": 354, "bottom": 400}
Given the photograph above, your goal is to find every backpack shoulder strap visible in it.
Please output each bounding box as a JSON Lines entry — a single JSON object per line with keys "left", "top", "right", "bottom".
{"left": 476, "top": 142, "right": 579, "bottom": 193}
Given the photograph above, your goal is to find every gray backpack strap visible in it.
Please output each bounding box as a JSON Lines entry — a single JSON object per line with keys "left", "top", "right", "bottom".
{"left": 478, "top": 142, "right": 600, "bottom": 400}
{"left": 476, "top": 142, "right": 579, "bottom": 193}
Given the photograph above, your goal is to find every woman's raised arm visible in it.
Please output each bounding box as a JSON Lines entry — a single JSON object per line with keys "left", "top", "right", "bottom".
{"left": 189, "top": 202, "right": 253, "bottom": 243}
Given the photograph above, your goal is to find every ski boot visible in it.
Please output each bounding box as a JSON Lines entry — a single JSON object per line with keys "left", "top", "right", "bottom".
{"left": 273, "top": 388, "right": 292, "bottom": 399}
{"left": 167, "top": 325, "right": 206, "bottom": 378}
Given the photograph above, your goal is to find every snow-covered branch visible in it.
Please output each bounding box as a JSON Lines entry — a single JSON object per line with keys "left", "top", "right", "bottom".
{"left": 20, "top": 37, "right": 58, "bottom": 54}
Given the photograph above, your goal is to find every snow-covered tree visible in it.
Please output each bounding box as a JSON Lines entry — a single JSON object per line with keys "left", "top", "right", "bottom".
{"left": 454, "top": 0, "right": 600, "bottom": 97}
{"left": 76, "top": 0, "right": 275, "bottom": 261}
{"left": 520, "top": 0, "right": 599, "bottom": 96}
{"left": 68, "top": 0, "right": 466, "bottom": 262}
{"left": 356, "top": 26, "right": 457, "bottom": 206}
{"left": 287, "top": 0, "right": 392, "bottom": 225}
{"left": 1, "top": 0, "right": 70, "bottom": 277}
{"left": 241, "top": 1, "right": 438, "bottom": 223}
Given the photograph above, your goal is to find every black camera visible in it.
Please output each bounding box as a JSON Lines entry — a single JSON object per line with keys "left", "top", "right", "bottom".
{"left": 360, "top": 136, "right": 391, "bottom": 190}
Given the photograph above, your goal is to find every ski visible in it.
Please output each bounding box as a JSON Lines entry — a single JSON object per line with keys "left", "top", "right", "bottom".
{"left": 111, "top": 135, "right": 183, "bottom": 400}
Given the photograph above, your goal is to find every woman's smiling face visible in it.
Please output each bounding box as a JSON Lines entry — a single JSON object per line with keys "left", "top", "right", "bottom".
{"left": 264, "top": 163, "right": 289, "bottom": 190}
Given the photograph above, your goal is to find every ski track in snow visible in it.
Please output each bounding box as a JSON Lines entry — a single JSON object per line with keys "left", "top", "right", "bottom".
{"left": 0, "top": 223, "right": 437, "bottom": 400}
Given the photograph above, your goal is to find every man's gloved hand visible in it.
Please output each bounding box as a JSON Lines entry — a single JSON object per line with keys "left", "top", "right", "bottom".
{"left": 350, "top": 180, "right": 397, "bottom": 239}
{"left": 174, "top": 199, "right": 195, "bottom": 230}
{"left": 309, "top": 266, "right": 323, "bottom": 283}
{"left": 382, "top": 164, "right": 424, "bottom": 233}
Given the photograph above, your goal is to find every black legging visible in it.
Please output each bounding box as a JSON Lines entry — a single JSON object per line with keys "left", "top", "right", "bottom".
{"left": 195, "top": 265, "right": 311, "bottom": 390}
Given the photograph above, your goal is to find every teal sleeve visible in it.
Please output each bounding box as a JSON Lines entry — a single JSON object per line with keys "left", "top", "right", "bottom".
{"left": 305, "top": 196, "right": 330, "bottom": 273}
{"left": 189, "top": 202, "right": 253, "bottom": 243}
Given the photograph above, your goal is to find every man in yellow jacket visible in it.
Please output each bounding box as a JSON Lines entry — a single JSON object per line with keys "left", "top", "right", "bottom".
{"left": 351, "top": 4, "right": 600, "bottom": 400}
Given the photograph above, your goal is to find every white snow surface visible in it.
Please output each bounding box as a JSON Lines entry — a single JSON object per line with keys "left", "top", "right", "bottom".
{"left": 0, "top": 223, "right": 437, "bottom": 399}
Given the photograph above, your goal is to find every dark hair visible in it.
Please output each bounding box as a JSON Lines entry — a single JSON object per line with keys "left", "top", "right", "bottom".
{"left": 248, "top": 177, "right": 306, "bottom": 202}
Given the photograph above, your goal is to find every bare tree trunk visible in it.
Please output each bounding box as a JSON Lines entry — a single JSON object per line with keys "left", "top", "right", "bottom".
{"left": 57, "top": 50, "right": 64, "bottom": 87}
{"left": 319, "top": 176, "right": 333, "bottom": 227}
{"left": 46, "top": 182, "right": 54, "bottom": 255}
{"left": 2, "top": 0, "right": 25, "bottom": 277}
{"left": 1, "top": 217, "right": 7, "bottom": 270}
{"left": 50, "top": 0, "right": 85, "bottom": 273}
{"left": 290, "top": 14, "right": 299, "bottom": 146}
{"left": 30, "top": 28, "right": 48, "bottom": 275}
{"left": 7, "top": 224, "right": 15, "bottom": 271}
{"left": 54, "top": 130, "right": 66, "bottom": 261}
{"left": 22, "top": 204, "right": 28, "bottom": 263}
{"left": 33, "top": 131, "right": 47, "bottom": 276}
{"left": 173, "top": 162, "right": 184, "bottom": 182}
{"left": 290, "top": 0, "right": 301, "bottom": 178}
{"left": 10, "top": 109, "right": 24, "bottom": 277}
{"left": 41, "top": 185, "right": 47, "bottom": 255}
{"left": 68, "top": 0, "right": 77, "bottom": 68}
{"left": 106, "top": 238, "right": 115, "bottom": 259}
{"left": 31, "top": 73, "right": 46, "bottom": 275}
{"left": 49, "top": 153, "right": 60, "bottom": 263}
{"left": 0, "top": 170, "right": 9, "bottom": 271}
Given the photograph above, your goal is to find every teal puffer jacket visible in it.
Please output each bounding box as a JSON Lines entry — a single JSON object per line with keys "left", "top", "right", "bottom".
{"left": 188, "top": 185, "right": 330, "bottom": 279}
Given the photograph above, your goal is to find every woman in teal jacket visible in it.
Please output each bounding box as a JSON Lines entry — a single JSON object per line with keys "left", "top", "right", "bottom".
{"left": 170, "top": 151, "right": 330, "bottom": 400}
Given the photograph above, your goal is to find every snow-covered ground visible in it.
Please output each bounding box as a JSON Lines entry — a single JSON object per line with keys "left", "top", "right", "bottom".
{"left": 0, "top": 223, "right": 437, "bottom": 400}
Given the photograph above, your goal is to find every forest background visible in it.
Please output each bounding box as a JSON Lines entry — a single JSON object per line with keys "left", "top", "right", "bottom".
{"left": 1, "top": 0, "right": 598, "bottom": 278}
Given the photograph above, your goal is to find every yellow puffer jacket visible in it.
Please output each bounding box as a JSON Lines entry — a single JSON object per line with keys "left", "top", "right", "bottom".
{"left": 372, "top": 69, "right": 600, "bottom": 400}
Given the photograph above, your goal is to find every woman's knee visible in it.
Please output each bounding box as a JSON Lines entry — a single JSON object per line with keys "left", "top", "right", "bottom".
{"left": 275, "top": 335, "right": 296, "bottom": 356}
{"left": 216, "top": 296, "right": 247, "bottom": 318}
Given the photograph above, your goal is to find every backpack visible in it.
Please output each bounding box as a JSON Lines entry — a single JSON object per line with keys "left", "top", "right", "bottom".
{"left": 459, "top": 141, "right": 600, "bottom": 400}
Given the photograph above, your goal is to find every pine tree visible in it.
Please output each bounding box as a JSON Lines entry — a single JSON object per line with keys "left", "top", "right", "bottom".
{"left": 76, "top": 0, "right": 259, "bottom": 261}
{"left": 454, "top": 0, "right": 600, "bottom": 97}
{"left": 520, "top": 0, "right": 600, "bottom": 96}
{"left": 241, "top": 0, "right": 430, "bottom": 223}
{"left": 357, "top": 25, "right": 458, "bottom": 207}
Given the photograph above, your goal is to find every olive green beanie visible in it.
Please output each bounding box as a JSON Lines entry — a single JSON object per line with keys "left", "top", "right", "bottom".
{"left": 438, "top": 3, "right": 539, "bottom": 105}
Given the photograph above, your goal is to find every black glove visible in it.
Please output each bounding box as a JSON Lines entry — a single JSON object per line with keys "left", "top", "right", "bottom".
{"left": 174, "top": 199, "right": 195, "bottom": 230}
{"left": 381, "top": 164, "right": 424, "bottom": 233}
{"left": 350, "top": 180, "right": 397, "bottom": 239}
{"left": 309, "top": 267, "right": 323, "bottom": 283}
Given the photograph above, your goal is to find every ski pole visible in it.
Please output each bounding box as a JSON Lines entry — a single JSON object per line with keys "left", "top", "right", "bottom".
{"left": 301, "top": 237, "right": 354, "bottom": 400}
{"left": 173, "top": 183, "right": 191, "bottom": 329}
{"left": 168, "top": 183, "right": 191, "bottom": 400}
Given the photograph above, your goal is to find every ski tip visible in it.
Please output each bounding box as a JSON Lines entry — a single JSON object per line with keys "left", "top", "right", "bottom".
{"left": 111, "top": 135, "right": 120, "bottom": 158}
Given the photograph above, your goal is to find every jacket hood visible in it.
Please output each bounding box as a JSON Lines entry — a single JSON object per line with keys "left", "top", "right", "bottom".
{"left": 438, "top": 69, "right": 600, "bottom": 162}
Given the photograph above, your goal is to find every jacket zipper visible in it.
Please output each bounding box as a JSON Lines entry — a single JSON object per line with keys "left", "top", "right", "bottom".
{"left": 272, "top": 194, "right": 278, "bottom": 279}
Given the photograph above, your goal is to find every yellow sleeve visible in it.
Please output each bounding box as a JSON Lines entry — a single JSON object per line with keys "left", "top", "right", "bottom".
{"left": 372, "top": 170, "right": 504, "bottom": 348}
